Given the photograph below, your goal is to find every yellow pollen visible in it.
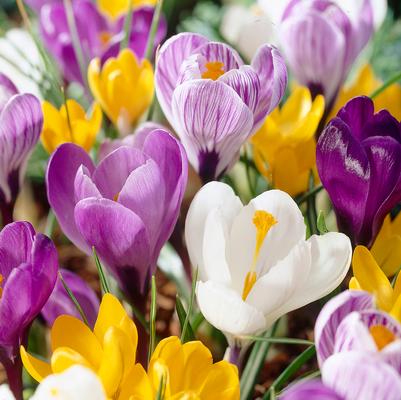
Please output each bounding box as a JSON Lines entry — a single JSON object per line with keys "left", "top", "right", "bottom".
{"left": 242, "top": 211, "right": 277, "bottom": 300}
{"left": 99, "top": 31, "right": 112, "bottom": 46}
{"left": 50, "top": 387, "right": 59, "bottom": 397}
{"left": 113, "top": 192, "right": 120, "bottom": 202}
{"left": 201, "top": 61, "right": 225, "bottom": 80}
{"left": 369, "top": 325, "right": 396, "bottom": 351}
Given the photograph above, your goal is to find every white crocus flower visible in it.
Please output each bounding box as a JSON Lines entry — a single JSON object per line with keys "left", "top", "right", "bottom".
{"left": 31, "top": 365, "right": 106, "bottom": 400}
{"left": 0, "top": 384, "right": 15, "bottom": 400}
{"left": 185, "top": 182, "right": 352, "bottom": 347}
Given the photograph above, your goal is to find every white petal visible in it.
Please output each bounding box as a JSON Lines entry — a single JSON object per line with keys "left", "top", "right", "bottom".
{"left": 196, "top": 280, "right": 266, "bottom": 337}
{"left": 258, "top": 0, "right": 292, "bottom": 25}
{"left": 246, "top": 240, "right": 311, "bottom": 317}
{"left": 0, "top": 385, "right": 15, "bottom": 400}
{"left": 227, "top": 190, "right": 305, "bottom": 292}
{"left": 185, "top": 182, "right": 242, "bottom": 281}
{"left": 31, "top": 365, "right": 106, "bottom": 400}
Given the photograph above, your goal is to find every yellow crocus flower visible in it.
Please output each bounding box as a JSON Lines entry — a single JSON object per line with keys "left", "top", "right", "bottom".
{"left": 21, "top": 294, "right": 140, "bottom": 399}
{"left": 330, "top": 64, "right": 401, "bottom": 121}
{"left": 121, "top": 336, "right": 240, "bottom": 399}
{"left": 371, "top": 214, "right": 401, "bottom": 277}
{"left": 41, "top": 100, "right": 102, "bottom": 153}
{"left": 251, "top": 87, "right": 325, "bottom": 197}
{"left": 98, "top": 0, "right": 157, "bottom": 19}
{"left": 350, "top": 246, "right": 401, "bottom": 322}
{"left": 88, "top": 48, "right": 154, "bottom": 135}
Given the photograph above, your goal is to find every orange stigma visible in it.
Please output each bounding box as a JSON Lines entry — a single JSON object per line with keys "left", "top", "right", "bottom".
{"left": 201, "top": 62, "right": 225, "bottom": 80}
{"left": 370, "top": 325, "right": 396, "bottom": 350}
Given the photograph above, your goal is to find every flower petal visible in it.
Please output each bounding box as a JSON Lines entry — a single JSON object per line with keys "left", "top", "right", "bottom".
{"left": 0, "top": 73, "right": 18, "bottom": 113}
{"left": 280, "top": 380, "right": 342, "bottom": 400}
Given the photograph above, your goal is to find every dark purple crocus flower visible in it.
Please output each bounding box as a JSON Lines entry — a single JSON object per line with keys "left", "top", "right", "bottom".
{"left": 155, "top": 33, "right": 287, "bottom": 182}
{"left": 317, "top": 96, "right": 401, "bottom": 247}
{"left": 280, "top": 353, "right": 401, "bottom": 400}
{"left": 41, "top": 269, "right": 99, "bottom": 328}
{"left": 279, "top": 0, "right": 373, "bottom": 107}
{"left": 0, "top": 222, "right": 58, "bottom": 399}
{"left": 40, "top": 0, "right": 166, "bottom": 85}
{"left": 46, "top": 129, "right": 187, "bottom": 305}
{"left": 0, "top": 76, "right": 43, "bottom": 226}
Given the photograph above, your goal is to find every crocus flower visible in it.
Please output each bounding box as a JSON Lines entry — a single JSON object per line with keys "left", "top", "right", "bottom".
{"left": 371, "top": 214, "right": 401, "bottom": 277}
{"left": 123, "top": 336, "right": 240, "bottom": 399}
{"left": 155, "top": 33, "right": 287, "bottom": 182}
{"left": 88, "top": 49, "right": 154, "bottom": 135}
{"left": 98, "top": 0, "right": 157, "bottom": 19}
{"left": 185, "top": 182, "right": 351, "bottom": 349}
{"left": 31, "top": 366, "right": 106, "bottom": 400}
{"left": 21, "top": 294, "right": 140, "bottom": 399}
{"left": 279, "top": 0, "right": 373, "bottom": 107}
{"left": 0, "top": 82, "right": 43, "bottom": 226}
{"left": 41, "top": 269, "right": 99, "bottom": 328}
{"left": 41, "top": 100, "right": 102, "bottom": 154}
{"left": 317, "top": 96, "right": 401, "bottom": 247}
{"left": 0, "top": 222, "right": 58, "bottom": 399}
{"left": 251, "top": 86, "right": 324, "bottom": 196}
{"left": 281, "top": 352, "right": 401, "bottom": 400}
{"left": 349, "top": 246, "right": 401, "bottom": 321}
{"left": 330, "top": 64, "right": 401, "bottom": 121}
{"left": 315, "top": 289, "right": 401, "bottom": 369}
{"left": 40, "top": 1, "right": 166, "bottom": 85}
{"left": 46, "top": 128, "right": 187, "bottom": 302}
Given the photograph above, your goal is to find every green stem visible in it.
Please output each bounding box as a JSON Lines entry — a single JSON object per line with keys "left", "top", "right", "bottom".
{"left": 243, "top": 145, "right": 256, "bottom": 198}
{"left": 181, "top": 268, "right": 198, "bottom": 342}
{"left": 45, "top": 209, "right": 57, "bottom": 238}
{"left": 240, "top": 337, "right": 314, "bottom": 346}
{"left": 144, "top": 0, "right": 164, "bottom": 61}
{"left": 120, "top": 1, "right": 134, "bottom": 51}
{"left": 306, "top": 172, "right": 318, "bottom": 235}
{"left": 371, "top": 70, "right": 401, "bottom": 99}
{"left": 296, "top": 185, "right": 323, "bottom": 206}
{"left": 148, "top": 276, "right": 157, "bottom": 364}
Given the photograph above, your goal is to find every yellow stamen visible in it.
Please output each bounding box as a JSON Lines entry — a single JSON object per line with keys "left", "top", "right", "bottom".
{"left": 242, "top": 211, "right": 277, "bottom": 300}
{"left": 0, "top": 274, "right": 3, "bottom": 298}
{"left": 369, "top": 325, "right": 396, "bottom": 350}
{"left": 99, "top": 31, "right": 112, "bottom": 46}
{"left": 113, "top": 193, "right": 120, "bottom": 202}
{"left": 201, "top": 62, "right": 225, "bottom": 80}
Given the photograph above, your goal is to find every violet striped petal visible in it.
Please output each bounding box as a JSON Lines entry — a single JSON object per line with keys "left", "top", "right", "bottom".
{"left": 171, "top": 79, "right": 253, "bottom": 182}
{"left": 0, "top": 94, "right": 42, "bottom": 205}
{"left": 315, "top": 290, "right": 373, "bottom": 366}
{"left": 280, "top": 380, "right": 343, "bottom": 400}
{"left": 196, "top": 41, "right": 243, "bottom": 71}
{"left": 46, "top": 143, "right": 95, "bottom": 254}
{"left": 322, "top": 352, "right": 401, "bottom": 400}
{"left": 155, "top": 32, "right": 209, "bottom": 122}
{"left": 0, "top": 74, "right": 18, "bottom": 113}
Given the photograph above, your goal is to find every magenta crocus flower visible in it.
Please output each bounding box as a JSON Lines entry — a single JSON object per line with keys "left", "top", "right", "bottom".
{"left": 0, "top": 75, "right": 43, "bottom": 226}
{"left": 281, "top": 353, "right": 401, "bottom": 400}
{"left": 41, "top": 269, "right": 99, "bottom": 328}
{"left": 0, "top": 222, "right": 58, "bottom": 400}
{"left": 46, "top": 129, "right": 187, "bottom": 304}
{"left": 155, "top": 33, "right": 287, "bottom": 182}
{"left": 317, "top": 96, "right": 401, "bottom": 247}
{"left": 279, "top": 0, "right": 373, "bottom": 107}
{"left": 40, "top": 0, "right": 166, "bottom": 84}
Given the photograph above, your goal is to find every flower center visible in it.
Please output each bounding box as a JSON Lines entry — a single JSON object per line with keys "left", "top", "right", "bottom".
{"left": 201, "top": 61, "right": 225, "bottom": 80}
{"left": 369, "top": 325, "right": 396, "bottom": 350}
{"left": 0, "top": 274, "right": 4, "bottom": 298}
{"left": 99, "top": 31, "right": 113, "bottom": 47}
{"left": 242, "top": 211, "right": 277, "bottom": 300}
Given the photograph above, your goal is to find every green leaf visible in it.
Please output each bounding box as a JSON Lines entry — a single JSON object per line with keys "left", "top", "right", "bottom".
{"left": 317, "top": 211, "right": 329, "bottom": 235}
{"left": 176, "top": 296, "right": 196, "bottom": 342}
{"left": 240, "top": 337, "right": 314, "bottom": 346}
{"left": 180, "top": 267, "right": 198, "bottom": 343}
{"left": 148, "top": 275, "right": 157, "bottom": 364}
{"left": 92, "top": 247, "right": 110, "bottom": 294}
{"left": 145, "top": 0, "right": 165, "bottom": 61}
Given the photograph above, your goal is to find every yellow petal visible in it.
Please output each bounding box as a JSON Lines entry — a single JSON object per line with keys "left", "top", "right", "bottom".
{"left": 391, "top": 294, "right": 401, "bottom": 322}
{"left": 51, "top": 347, "right": 93, "bottom": 373}
{"left": 41, "top": 101, "right": 68, "bottom": 153}
{"left": 61, "top": 99, "right": 86, "bottom": 121}
{"left": 352, "top": 246, "right": 394, "bottom": 311}
{"left": 51, "top": 315, "right": 102, "bottom": 369}
{"left": 119, "top": 364, "right": 153, "bottom": 400}
{"left": 148, "top": 358, "right": 171, "bottom": 398}
{"left": 349, "top": 277, "right": 362, "bottom": 290}
{"left": 20, "top": 346, "right": 52, "bottom": 383}
{"left": 280, "top": 86, "right": 312, "bottom": 125}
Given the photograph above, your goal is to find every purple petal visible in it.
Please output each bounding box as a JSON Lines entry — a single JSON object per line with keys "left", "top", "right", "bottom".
{"left": 0, "top": 74, "right": 18, "bottom": 113}
{"left": 46, "top": 143, "right": 95, "bottom": 254}
{"left": 280, "top": 380, "right": 342, "bottom": 400}
{"left": 42, "top": 269, "right": 99, "bottom": 328}
{"left": 251, "top": 44, "right": 287, "bottom": 130}
{"left": 171, "top": 79, "right": 253, "bottom": 181}
{"left": 74, "top": 198, "right": 151, "bottom": 296}
{"left": 196, "top": 41, "right": 243, "bottom": 71}
{"left": 155, "top": 32, "right": 209, "bottom": 122}
{"left": 92, "top": 146, "right": 148, "bottom": 200}
{"left": 74, "top": 165, "right": 102, "bottom": 202}
{"left": 322, "top": 352, "right": 401, "bottom": 400}
{"left": 0, "top": 94, "right": 43, "bottom": 204}
{"left": 315, "top": 290, "right": 373, "bottom": 366}
{"left": 316, "top": 118, "right": 370, "bottom": 245}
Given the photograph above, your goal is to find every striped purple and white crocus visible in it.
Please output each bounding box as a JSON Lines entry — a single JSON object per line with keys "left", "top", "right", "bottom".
{"left": 0, "top": 74, "right": 43, "bottom": 226}
{"left": 155, "top": 33, "right": 287, "bottom": 182}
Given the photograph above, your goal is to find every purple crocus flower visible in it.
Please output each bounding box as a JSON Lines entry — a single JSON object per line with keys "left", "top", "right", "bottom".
{"left": 0, "top": 77, "right": 43, "bottom": 226}
{"left": 41, "top": 269, "right": 99, "bottom": 328}
{"left": 155, "top": 33, "right": 287, "bottom": 182}
{"left": 0, "top": 222, "right": 58, "bottom": 400}
{"left": 40, "top": 1, "right": 166, "bottom": 84}
{"left": 279, "top": 0, "right": 373, "bottom": 107}
{"left": 46, "top": 129, "right": 187, "bottom": 304}
{"left": 314, "top": 290, "right": 401, "bottom": 373}
{"left": 281, "top": 352, "right": 401, "bottom": 400}
{"left": 317, "top": 96, "right": 401, "bottom": 247}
